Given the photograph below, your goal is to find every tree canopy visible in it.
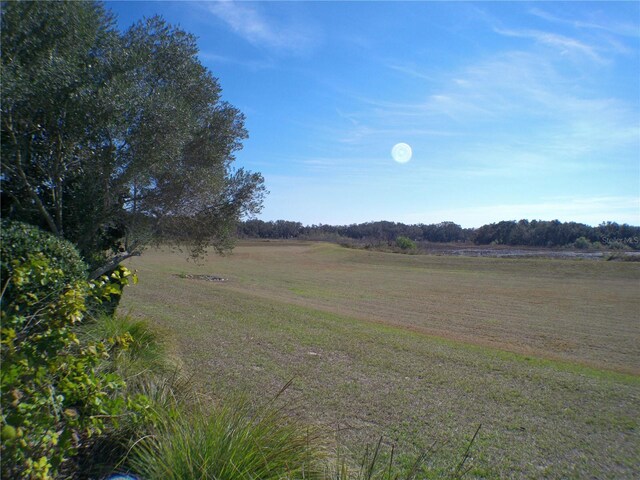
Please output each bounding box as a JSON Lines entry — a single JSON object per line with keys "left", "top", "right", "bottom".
{"left": 238, "top": 218, "right": 640, "bottom": 249}
{"left": 1, "top": 1, "right": 266, "bottom": 276}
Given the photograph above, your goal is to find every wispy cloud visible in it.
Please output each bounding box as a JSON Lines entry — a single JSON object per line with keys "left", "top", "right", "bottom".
{"left": 494, "top": 28, "right": 604, "bottom": 63}
{"left": 387, "top": 63, "right": 436, "bottom": 82}
{"left": 199, "top": 51, "right": 273, "bottom": 71}
{"left": 205, "top": 1, "right": 318, "bottom": 55}
{"left": 338, "top": 46, "right": 638, "bottom": 179}
{"left": 529, "top": 7, "right": 640, "bottom": 38}
{"left": 337, "top": 124, "right": 458, "bottom": 145}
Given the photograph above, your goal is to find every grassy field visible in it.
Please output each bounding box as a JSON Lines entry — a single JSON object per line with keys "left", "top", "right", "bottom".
{"left": 121, "top": 241, "right": 640, "bottom": 478}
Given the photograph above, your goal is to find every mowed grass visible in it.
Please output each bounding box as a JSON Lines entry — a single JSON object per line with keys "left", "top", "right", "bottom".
{"left": 121, "top": 242, "right": 640, "bottom": 478}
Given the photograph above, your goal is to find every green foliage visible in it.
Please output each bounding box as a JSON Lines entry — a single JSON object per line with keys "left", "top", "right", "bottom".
{"left": 126, "top": 395, "right": 324, "bottom": 480}
{"left": 1, "top": 1, "right": 119, "bottom": 249}
{"left": 80, "top": 314, "right": 167, "bottom": 385}
{"left": 395, "top": 236, "right": 417, "bottom": 251}
{"left": 0, "top": 231, "right": 142, "bottom": 479}
{"left": 1, "top": 220, "right": 87, "bottom": 290}
{"left": 72, "top": 315, "right": 173, "bottom": 479}
{"left": 607, "top": 240, "right": 628, "bottom": 250}
{"left": 574, "top": 236, "right": 591, "bottom": 250}
{"left": 2, "top": 1, "right": 265, "bottom": 272}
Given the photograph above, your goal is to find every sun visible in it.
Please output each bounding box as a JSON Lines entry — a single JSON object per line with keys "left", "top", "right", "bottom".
{"left": 391, "top": 143, "right": 412, "bottom": 163}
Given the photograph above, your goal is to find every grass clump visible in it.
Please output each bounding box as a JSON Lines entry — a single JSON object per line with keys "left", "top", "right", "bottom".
{"left": 80, "top": 314, "right": 168, "bottom": 380}
{"left": 125, "top": 394, "right": 325, "bottom": 479}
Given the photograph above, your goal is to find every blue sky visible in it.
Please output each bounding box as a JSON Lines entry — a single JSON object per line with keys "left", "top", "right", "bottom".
{"left": 108, "top": 1, "right": 640, "bottom": 227}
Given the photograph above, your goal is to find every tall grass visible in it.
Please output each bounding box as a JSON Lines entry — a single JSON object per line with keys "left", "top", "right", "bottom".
{"left": 125, "top": 395, "right": 325, "bottom": 479}
{"left": 326, "top": 428, "right": 479, "bottom": 480}
{"left": 79, "top": 313, "right": 168, "bottom": 379}
{"left": 73, "top": 314, "right": 173, "bottom": 477}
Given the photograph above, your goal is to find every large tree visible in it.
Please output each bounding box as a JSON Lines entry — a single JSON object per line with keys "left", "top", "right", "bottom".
{"left": 1, "top": 1, "right": 266, "bottom": 276}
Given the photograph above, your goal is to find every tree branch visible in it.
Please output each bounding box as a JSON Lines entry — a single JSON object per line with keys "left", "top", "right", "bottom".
{"left": 9, "top": 133, "right": 60, "bottom": 236}
{"left": 54, "top": 129, "right": 64, "bottom": 236}
{"left": 89, "top": 251, "right": 141, "bottom": 280}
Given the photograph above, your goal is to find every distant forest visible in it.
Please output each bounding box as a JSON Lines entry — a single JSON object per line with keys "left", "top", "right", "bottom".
{"left": 238, "top": 219, "right": 640, "bottom": 250}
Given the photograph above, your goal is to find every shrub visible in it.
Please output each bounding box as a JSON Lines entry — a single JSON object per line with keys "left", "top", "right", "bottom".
{"left": 607, "top": 240, "right": 628, "bottom": 250}
{"left": 0, "top": 226, "right": 141, "bottom": 479}
{"left": 1, "top": 220, "right": 87, "bottom": 287}
{"left": 605, "top": 252, "right": 640, "bottom": 262}
{"left": 395, "top": 236, "right": 417, "bottom": 251}
{"left": 573, "top": 236, "right": 591, "bottom": 250}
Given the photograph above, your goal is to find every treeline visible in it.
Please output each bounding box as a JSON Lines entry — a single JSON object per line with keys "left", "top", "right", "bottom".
{"left": 238, "top": 219, "right": 640, "bottom": 249}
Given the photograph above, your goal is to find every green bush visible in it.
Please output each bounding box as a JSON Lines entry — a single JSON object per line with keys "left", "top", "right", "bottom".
{"left": 0, "top": 226, "right": 142, "bottom": 479}
{"left": 573, "top": 236, "right": 591, "bottom": 250}
{"left": 395, "top": 236, "right": 417, "bottom": 251}
{"left": 1, "top": 220, "right": 87, "bottom": 286}
{"left": 1, "top": 220, "right": 91, "bottom": 322}
{"left": 607, "top": 240, "right": 628, "bottom": 250}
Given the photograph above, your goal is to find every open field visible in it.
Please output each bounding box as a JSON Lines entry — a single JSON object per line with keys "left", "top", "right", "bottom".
{"left": 121, "top": 241, "right": 640, "bottom": 478}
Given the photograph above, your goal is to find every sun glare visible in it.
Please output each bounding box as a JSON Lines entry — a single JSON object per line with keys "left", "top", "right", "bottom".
{"left": 391, "top": 143, "right": 412, "bottom": 164}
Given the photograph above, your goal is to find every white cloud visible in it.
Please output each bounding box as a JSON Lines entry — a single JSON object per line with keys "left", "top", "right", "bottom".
{"left": 494, "top": 28, "right": 604, "bottom": 63}
{"left": 387, "top": 63, "right": 436, "bottom": 82}
{"left": 528, "top": 7, "right": 640, "bottom": 39}
{"left": 337, "top": 124, "right": 457, "bottom": 145}
{"left": 199, "top": 51, "right": 273, "bottom": 70}
{"left": 206, "top": 1, "right": 318, "bottom": 55}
